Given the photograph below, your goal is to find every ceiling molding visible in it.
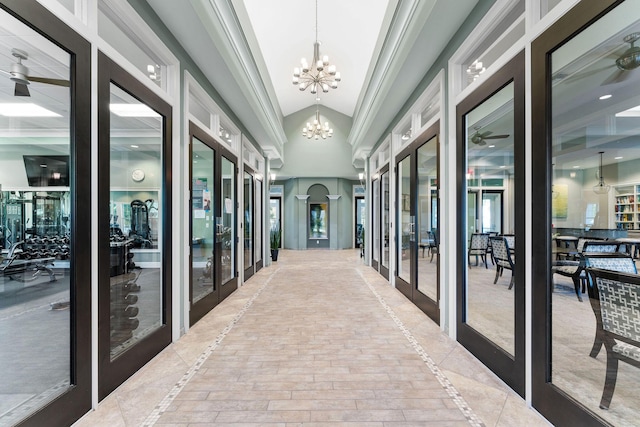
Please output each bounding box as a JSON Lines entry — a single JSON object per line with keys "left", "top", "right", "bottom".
{"left": 192, "top": 0, "right": 287, "bottom": 157}
{"left": 347, "top": 0, "right": 438, "bottom": 155}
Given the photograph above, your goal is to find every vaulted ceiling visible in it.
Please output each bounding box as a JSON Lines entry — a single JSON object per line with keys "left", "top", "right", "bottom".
{"left": 147, "top": 0, "right": 479, "bottom": 166}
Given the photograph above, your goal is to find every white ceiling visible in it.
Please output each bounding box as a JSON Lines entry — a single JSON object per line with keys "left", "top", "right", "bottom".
{"left": 238, "top": 0, "right": 391, "bottom": 118}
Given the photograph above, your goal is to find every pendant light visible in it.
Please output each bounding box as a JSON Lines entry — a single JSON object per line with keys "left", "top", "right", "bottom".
{"left": 593, "top": 151, "right": 610, "bottom": 194}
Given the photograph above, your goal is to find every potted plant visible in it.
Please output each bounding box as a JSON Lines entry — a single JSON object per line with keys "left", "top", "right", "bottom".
{"left": 270, "top": 225, "right": 281, "bottom": 261}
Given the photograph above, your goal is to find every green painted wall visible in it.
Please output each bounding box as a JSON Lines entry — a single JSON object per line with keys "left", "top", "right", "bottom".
{"left": 279, "top": 105, "right": 356, "bottom": 179}
{"left": 278, "top": 177, "right": 359, "bottom": 250}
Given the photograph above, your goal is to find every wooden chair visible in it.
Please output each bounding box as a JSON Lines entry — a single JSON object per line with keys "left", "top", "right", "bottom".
{"left": 490, "top": 236, "right": 515, "bottom": 289}
{"left": 468, "top": 233, "right": 489, "bottom": 268}
{"left": 585, "top": 268, "right": 640, "bottom": 409}
{"left": 584, "top": 254, "right": 637, "bottom": 359}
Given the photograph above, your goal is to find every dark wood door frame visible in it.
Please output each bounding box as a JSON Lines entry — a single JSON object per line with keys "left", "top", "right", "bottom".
{"left": 531, "top": 1, "right": 623, "bottom": 425}
{"left": 456, "top": 51, "right": 525, "bottom": 397}
{"left": 394, "top": 122, "right": 441, "bottom": 324}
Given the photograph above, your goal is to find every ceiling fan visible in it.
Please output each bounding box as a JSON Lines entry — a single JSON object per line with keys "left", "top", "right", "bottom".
{"left": 469, "top": 128, "right": 509, "bottom": 146}
{"left": 555, "top": 32, "right": 640, "bottom": 86}
{"left": 602, "top": 32, "right": 640, "bottom": 85}
{"left": 0, "top": 48, "right": 70, "bottom": 97}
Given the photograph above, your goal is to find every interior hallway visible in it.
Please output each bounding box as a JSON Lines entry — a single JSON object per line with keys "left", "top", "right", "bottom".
{"left": 74, "top": 250, "right": 549, "bottom": 426}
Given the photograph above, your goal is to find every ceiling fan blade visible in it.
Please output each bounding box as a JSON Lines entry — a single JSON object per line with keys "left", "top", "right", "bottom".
{"left": 562, "top": 63, "right": 616, "bottom": 83}
{"left": 14, "top": 82, "right": 30, "bottom": 97}
{"left": 484, "top": 134, "right": 509, "bottom": 139}
{"left": 26, "top": 76, "right": 70, "bottom": 87}
{"left": 601, "top": 69, "right": 630, "bottom": 86}
{"left": 0, "top": 69, "right": 12, "bottom": 77}
{"left": 479, "top": 131, "right": 493, "bottom": 137}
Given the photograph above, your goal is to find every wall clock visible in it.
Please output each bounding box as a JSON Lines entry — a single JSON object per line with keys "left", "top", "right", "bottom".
{"left": 131, "top": 169, "right": 145, "bottom": 182}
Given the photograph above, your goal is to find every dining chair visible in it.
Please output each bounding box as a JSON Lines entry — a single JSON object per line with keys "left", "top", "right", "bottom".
{"left": 584, "top": 254, "right": 637, "bottom": 359}
{"left": 490, "top": 236, "right": 515, "bottom": 289}
{"left": 552, "top": 240, "right": 621, "bottom": 301}
{"left": 428, "top": 230, "right": 438, "bottom": 263}
{"left": 585, "top": 268, "right": 640, "bottom": 409}
{"left": 468, "top": 233, "right": 489, "bottom": 268}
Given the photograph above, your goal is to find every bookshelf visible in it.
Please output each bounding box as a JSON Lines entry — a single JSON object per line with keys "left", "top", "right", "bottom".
{"left": 615, "top": 185, "right": 639, "bottom": 230}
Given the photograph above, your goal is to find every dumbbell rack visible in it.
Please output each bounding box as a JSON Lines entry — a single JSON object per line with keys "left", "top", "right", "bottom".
{"left": 16, "top": 235, "right": 70, "bottom": 260}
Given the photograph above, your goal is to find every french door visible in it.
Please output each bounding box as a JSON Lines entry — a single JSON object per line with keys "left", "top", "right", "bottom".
{"left": 243, "top": 168, "right": 254, "bottom": 280}
{"left": 0, "top": 1, "right": 92, "bottom": 425}
{"left": 371, "top": 176, "right": 380, "bottom": 269}
{"left": 532, "top": 1, "right": 640, "bottom": 424}
{"left": 189, "top": 122, "right": 238, "bottom": 325}
{"left": 394, "top": 122, "right": 440, "bottom": 323}
{"left": 456, "top": 51, "right": 525, "bottom": 396}
{"left": 379, "top": 166, "right": 390, "bottom": 279}
{"left": 98, "top": 52, "right": 173, "bottom": 399}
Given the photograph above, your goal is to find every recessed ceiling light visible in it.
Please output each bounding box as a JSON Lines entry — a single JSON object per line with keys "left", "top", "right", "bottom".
{"left": 599, "top": 94, "right": 612, "bottom": 100}
{"left": 499, "top": 165, "right": 506, "bottom": 169}
{"left": 573, "top": 165, "right": 580, "bottom": 169}
{"left": 616, "top": 105, "right": 640, "bottom": 117}
{"left": 110, "top": 103, "right": 160, "bottom": 117}
{"left": 488, "top": 145, "right": 495, "bottom": 148}
{"left": 130, "top": 144, "right": 139, "bottom": 148}
{"left": 615, "top": 156, "right": 623, "bottom": 160}
{"left": 0, "top": 103, "right": 61, "bottom": 117}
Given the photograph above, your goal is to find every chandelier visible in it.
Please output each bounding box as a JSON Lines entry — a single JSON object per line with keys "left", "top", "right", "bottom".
{"left": 303, "top": 103, "right": 333, "bottom": 140}
{"left": 292, "top": 0, "right": 341, "bottom": 94}
{"left": 466, "top": 59, "right": 486, "bottom": 82}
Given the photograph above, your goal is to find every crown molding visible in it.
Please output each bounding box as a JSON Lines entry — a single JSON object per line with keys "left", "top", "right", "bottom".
{"left": 192, "top": 0, "right": 287, "bottom": 159}
{"left": 348, "top": 0, "right": 438, "bottom": 155}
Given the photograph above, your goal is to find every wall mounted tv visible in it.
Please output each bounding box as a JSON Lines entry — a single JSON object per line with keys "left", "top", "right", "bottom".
{"left": 23, "top": 155, "right": 70, "bottom": 187}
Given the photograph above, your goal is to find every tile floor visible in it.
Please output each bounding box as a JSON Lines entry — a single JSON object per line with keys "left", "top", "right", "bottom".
{"left": 73, "top": 250, "right": 551, "bottom": 426}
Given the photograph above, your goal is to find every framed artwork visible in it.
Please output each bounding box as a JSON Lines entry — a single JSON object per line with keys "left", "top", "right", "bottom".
{"left": 552, "top": 184, "right": 568, "bottom": 219}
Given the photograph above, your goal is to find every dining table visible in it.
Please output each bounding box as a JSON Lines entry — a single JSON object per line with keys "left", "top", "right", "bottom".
{"left": 616, "top": 237, "right": 640, "bottom": 259}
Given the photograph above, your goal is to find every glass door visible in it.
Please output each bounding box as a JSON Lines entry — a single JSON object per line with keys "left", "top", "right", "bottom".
{"left": 482, "top": 191, "right": 503, "bottom": 233}
{"left": 269, "top": 197, "right": 281, "bottom": 242}
{"left": 416, "top": 132, "right": 439, "bottom": 322}
{"left": 395, "top": 123, "right": 441, "bottom": 323}
{"left": 380, "top": 168, "right": 390, "bottom": 279}
{"left": 467, "top": 190, "right": 479, "bottom": 236}
{"left": 255, "top": 178, "right": 263, "bottom": 271}
{"left": 189, "top": 124, "right": 217, "bottom": 325}
{"left": 396, "top": 153, "right": 413, "bottom": 293}
{"left": 219, "top": 154, "right": 237, "bottom": 300}
{"left": 532, "top": 1, "right": 640, "bottom": 424}
{"left": 98, "top": 52, "right": 172, "bottom": 399}
{"left": 0, "top": 2, "right": 91, "bottom": 425}
{"left": 243, "top": 169, "right": 254, "bottom": 280}
{"left": 372, "top": 176, "right": 380, "bottom": 269}
{"left": 456, "top": 52, "right": 525, "bottom": 396}
{"left": 355, "top": 196, "right": 365, "bottom": 256}
{"left": 188, "top": 123, "right": 238, "bottom": 324}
